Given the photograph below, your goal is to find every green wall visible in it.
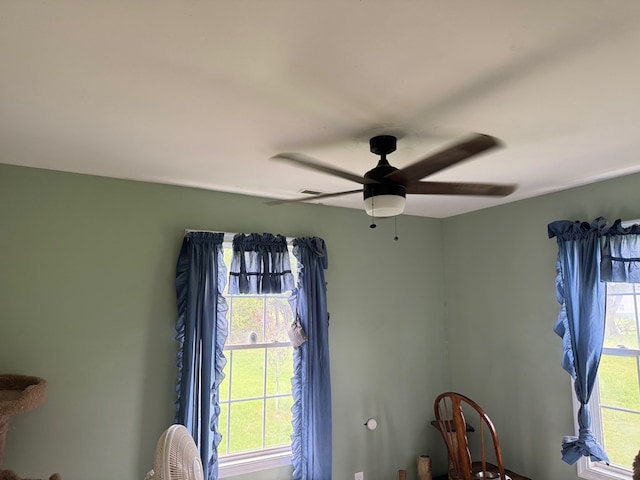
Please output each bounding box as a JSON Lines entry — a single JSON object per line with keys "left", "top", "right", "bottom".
{"left": 0, "top": 163, "right": 449, "bottom": 480}
{"left": 4, "top": 161, "right": 638, "bottom": 480}
{"left": 442, "top": 171, "right": 640, "bottom": 479}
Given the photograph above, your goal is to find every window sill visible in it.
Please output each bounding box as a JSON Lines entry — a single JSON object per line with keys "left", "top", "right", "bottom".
{"left": 218, "top": 449, "right": 292, "bottom": 478}
{"left": 577, "top": 458, "right": 631, "bottom": 480}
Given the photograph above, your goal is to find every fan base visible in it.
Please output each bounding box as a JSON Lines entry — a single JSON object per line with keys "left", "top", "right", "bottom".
{"left": 369, "top": 135, "right": 397, "bottom": 156}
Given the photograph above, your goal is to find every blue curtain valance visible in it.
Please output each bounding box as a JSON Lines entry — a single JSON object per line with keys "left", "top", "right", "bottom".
{"left": 228, "top": 233, "right": 295, "bottom": 294}
{"left": 600, "top": 220, "right": 640, "bottom": 283}
{"left": 548, "top": 217, "right": 640, "bottom": 283}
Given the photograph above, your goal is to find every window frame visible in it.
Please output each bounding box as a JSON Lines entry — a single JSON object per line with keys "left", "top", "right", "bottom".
{"left": 218, "top": 338, "right": 294, "bottom": 477}
{"left": 217, "top": 241, "right": 296, "bottom": 478}
{"left": 219, "top": 445, "right": 292, "bottom": 478}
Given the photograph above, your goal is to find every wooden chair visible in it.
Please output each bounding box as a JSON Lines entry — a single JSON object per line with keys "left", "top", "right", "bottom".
{"left": 433, "top": 392, "right": 531, "bottom": 480}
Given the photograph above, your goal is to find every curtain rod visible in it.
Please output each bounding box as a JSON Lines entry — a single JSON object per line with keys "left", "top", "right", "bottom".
{"left": 184, "top": 230, "right": 295, "bottom": 244}
{"left": 622, "top": 219, "right": 640, "bottom": 227}
{"left": 185, "top": 230, "right": 236, "bottom": 242}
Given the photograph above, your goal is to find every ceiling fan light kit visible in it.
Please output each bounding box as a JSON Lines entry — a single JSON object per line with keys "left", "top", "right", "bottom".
{"left": 363, "top": 135, "right": 407, "bottom": 217}
{"left": 364, "top": 193, "right": 406, "bottom": 217}
{"left": 271, "top": 132, "right": 517, "bottom": 219}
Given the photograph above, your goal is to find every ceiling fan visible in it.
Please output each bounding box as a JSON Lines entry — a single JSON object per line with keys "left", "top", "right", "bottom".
{"left": 269, "top": 133, "right": 517, "bottom": 218}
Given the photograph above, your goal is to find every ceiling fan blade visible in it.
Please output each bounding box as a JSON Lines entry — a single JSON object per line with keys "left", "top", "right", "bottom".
{"left": 271, "top": 153, "right": 377, "bottom": 185}
{"left": 385, "top": 133, "right": 501, "bottom": 185}
{"left": 266, "top": 189, "right": 363, "bottom": 206}
{"left": 405, "top": 181, "right": 516, "bottom": 196}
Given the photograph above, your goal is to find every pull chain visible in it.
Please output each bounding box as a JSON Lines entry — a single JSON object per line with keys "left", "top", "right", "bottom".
{"left": 368, "top": 198, "right": 400, "bottom": 239}
{"left": 369, "top": 198, "right": 377, "bottom": 228}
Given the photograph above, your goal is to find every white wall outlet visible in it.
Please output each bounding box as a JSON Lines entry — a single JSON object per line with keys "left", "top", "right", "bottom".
{"left": 355, "top": 472, "right": 364, "bottom": 480}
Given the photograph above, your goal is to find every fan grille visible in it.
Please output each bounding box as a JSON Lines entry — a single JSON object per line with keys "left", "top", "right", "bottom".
{"left": 154, "top": 425, "right": 204, "bottom": 480}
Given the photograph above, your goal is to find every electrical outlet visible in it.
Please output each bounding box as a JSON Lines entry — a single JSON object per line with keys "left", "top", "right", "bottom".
{"left": 355, "top": 472, "right": 364, "bottom": 480}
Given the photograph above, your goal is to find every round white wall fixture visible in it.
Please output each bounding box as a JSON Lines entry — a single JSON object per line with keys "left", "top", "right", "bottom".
{"left": 364, "top": 418, "right": 377, "bottom": 430}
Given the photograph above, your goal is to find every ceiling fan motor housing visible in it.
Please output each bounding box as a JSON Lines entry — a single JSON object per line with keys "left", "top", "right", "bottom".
{"left": 364, "top": 136, "right": 406, "bottom": 217}
{"left": 364, "top": 135, "right": 406, "bottom": 201}
{"left": 363, "top": 180, "right": 406, "bottom": 200}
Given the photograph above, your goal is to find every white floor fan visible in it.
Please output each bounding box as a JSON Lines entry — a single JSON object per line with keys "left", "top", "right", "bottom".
{"left": 145, "top": 424, "right": 204, "bottom": 480}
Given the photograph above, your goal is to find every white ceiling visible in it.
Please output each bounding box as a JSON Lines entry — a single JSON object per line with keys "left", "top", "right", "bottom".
{"left": 2, "top": 1, "right": 640, "bottom": 218}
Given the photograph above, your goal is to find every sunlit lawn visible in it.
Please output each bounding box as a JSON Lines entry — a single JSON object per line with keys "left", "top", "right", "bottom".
{"left": 218, "top": 346, "right": 294, "bottom": 455}
{"left": 599, "top": 328, "right": 640, "bottom": 469}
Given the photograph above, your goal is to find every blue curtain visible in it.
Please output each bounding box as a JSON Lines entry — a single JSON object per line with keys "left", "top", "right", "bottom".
{"left": 549, "top": 218, "right": 640, "bottom": 464}
{"left": 228, "top": 233, "right": 295, "bottom": 294}
{"left": 600, "top": 220, "right": 640, "bottom": 283}
{"left": 290, "top": 237, "right": 332, "bottom": 480}
{"left": 548, "top": 218, "right": 609, "bottom": 464}
{"left": 174, "top": 232, "right": 228, "bottom": 480}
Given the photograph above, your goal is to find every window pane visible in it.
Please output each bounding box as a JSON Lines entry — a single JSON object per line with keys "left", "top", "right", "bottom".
{"left": 230, "top": 349, "right": 265, "bottom": 399}
{"left": 265, "top": 396, "right": 293, "bottom": 447}
{"left": 599, "top": 355, "right": 640, "bottom": 410}
{"left": 604, "top": 293, "right": 638, "bottom": 349}
{"left": 218, "top": 241, "right": 295, "bottom": 466}
{"left": 220, "top": 358, "right": 229, "bottom": 401}
{"left": 265, "top": 297, "right": 295, "bottom": 343}
{"left": 607, "top": 282, "right": 636, "bottom": 294}
{"left": 602, "top": 408, "right": 640, "bottom": 468}
{"left": 228, "top": 296, "right": 265, "bottom": 344}
{"left": 218, "top": 402, "right": 229, "bottom": 455}
{"left": 229, "top": 400, "right": 263, "bottom": 453}
{"left": 266, "top": 346, "right": 294, "bottom": 395}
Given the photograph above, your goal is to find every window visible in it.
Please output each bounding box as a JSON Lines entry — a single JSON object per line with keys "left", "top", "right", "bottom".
{"left": 576, "top": 281, "right": 640, "bottom": 480}
{"left": 217, "top": 245, "right": 297, "bottom": 477}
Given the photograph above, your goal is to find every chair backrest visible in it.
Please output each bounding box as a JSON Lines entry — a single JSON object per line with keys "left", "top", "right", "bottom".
{"left": 433, "top": 392, "right": 506, "bottom": 480}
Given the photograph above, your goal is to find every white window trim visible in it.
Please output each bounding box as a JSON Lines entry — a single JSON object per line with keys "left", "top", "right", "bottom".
{"left": 218, "top": 446, "right": 292, "bottom": 478}
{"left": 577, "top": 460, "right": 633, "bottom": 480}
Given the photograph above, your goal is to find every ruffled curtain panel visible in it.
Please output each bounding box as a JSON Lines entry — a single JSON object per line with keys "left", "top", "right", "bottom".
{"left": 174, "top": 232, "right": 228, "bottom": 480}
{"left": 290, "top": 237, "right": 332, "bottom": 480}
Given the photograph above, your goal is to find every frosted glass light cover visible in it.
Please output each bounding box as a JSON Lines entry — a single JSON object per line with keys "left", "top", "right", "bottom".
{"left": 364, "top": 195, "right": 405, "bottom": 217}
